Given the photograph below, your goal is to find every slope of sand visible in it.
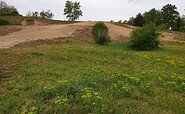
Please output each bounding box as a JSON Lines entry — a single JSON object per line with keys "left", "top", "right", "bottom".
{"left": 0, "top": 22, "right": 133, "bottom": 49}
{"left": 0, "top": 21, "right": 182, "bottom": 49}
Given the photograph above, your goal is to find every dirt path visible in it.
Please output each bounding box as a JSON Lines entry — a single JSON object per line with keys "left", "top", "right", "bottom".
{"left": 0, "top": 22, "right": 133, "bottom": 49}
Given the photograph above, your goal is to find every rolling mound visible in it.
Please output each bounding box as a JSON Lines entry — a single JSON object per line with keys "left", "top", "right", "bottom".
{"left": 0, "top": 19, "right": 184, "bottom": 49}
{"left": 0, "top": 21, "right": 134, "bottom": 49}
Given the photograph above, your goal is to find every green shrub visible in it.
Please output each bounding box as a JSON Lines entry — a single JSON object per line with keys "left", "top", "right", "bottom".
{"left": 128, "top": 24, "right": 160, "bottom": 51}
{"left": 92, "top": 22, "right": 110, "bottom": 45}
{"left": 0, "top": 18, "right": 9, "bottom": 25}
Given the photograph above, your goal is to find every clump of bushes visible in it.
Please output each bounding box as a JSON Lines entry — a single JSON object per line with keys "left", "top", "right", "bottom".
{"left": 128, "top": 24, "right": 160, "bottom": 51}
{"left": 92, "top": 22, "right": 110, "bottom": 45}
{"left": 0, "top": 18, "right": 9, "bottom": 25}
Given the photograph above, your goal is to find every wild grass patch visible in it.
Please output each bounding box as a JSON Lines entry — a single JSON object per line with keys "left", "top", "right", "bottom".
{"left": 0, "top": 39, "right": 185, "bottom": 113}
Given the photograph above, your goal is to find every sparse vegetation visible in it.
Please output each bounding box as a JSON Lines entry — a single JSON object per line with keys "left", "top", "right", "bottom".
{"left": 92, "top": 22, "right": 110, "bottom": 45}
{"left": 128, "top": 24, "right": 160, "bottom": 51}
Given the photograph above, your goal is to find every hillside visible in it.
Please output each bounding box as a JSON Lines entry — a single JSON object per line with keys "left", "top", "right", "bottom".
{"left": 0, "top": 17, "right": 185, "bottom": 114}
{"left": 1, "top": 19, "right": 185, "bottom": 49}
{"left": 0, "top": 38, "right": 185, "bottom": 113}
{"left": 0, "top": 21, "right": 134, "bottom": 49}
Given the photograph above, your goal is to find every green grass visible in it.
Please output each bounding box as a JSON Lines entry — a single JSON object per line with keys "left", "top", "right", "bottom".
{"left": 0, "top": 39, "right": 185, "bottom": 114}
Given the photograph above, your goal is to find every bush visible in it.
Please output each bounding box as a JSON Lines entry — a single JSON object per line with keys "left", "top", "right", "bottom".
{"left": 128, "top": 24, "right": 160, "bottom": 51}
{"left": 92, "top": 22, "right": 110, "bottom": 45}
{"left": 0, "top": 18, "right": 9, "bottom": 25}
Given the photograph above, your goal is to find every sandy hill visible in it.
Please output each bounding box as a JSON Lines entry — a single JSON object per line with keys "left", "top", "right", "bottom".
{"left": 0, "top": 17, "right": 184, "bottom": 49}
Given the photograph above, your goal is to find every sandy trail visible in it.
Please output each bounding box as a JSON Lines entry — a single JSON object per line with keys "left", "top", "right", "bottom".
{"left": 0, "top": 22, "right": 133, "bottom": 49}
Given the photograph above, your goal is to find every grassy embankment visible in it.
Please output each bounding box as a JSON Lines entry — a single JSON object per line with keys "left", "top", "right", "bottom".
{"left": 0, "top": 37, "right": 185, "bottom": 113}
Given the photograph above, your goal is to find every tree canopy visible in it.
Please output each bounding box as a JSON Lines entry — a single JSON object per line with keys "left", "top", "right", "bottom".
{"left": 133, "top": 13, "right": 145, "bottom": 27}
{"left": 64, "top": 1, "right": 82, "bottom": 21}
{"left": 161, "top": 4, "right": 179, "bottom": 29}
{"left": 0, "top": 0, "right": 19, "bottom": 16}
{"left": 143, "top": 8, "right": 162, "bottom": 26}
{"left": 40, "top": 10, "right": 54, "bottom": 19}
{"left": 126, "top": 4, "right": 184, "bottom": 32}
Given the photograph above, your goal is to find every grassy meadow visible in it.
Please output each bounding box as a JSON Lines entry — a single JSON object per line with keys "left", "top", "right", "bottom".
{"left": 0, "top": 38, "right": 185, "bottom": 113}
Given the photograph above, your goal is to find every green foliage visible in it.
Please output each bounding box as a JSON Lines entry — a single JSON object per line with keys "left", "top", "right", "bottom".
{"left": 172, "top": 17, "right": 184, "bottom": 31}
{"left": 126, "top": 4, "right": 184, "bottom": 32}
{"left": 64, "top": 1, "right": 82, "bottom": 21}
{"left": 0, "top": 18, "right": 9, "bottom": 25}
{"left": 143, "top": 8, "right": 162, "bottom": 26}
{"left": 39, "top": 10, "right": 54, "bottom": 19}
{"left": 161, "top": 4, "right": 179, "bottom": 29}
{"left": 92, "top": 22, "right": 110, "bottom": 45}
{"left": 133, "top": 13, "right": 145, "bottom": 27}
{"left": 128, "top": 24, "right": 160, "bottom": 51}
{"left": 127, "top": 17, "right": 134, "bottom": 25}
{"left": 0, "top": 0, "right": 19, "bottom": 16}
{"left": 26, "top": 10, "right": 54, "bottom": 19}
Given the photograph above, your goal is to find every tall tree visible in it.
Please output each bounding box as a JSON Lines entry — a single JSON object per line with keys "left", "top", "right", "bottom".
{"left": 161, "top": 4, "right": 179, "bottom": 29}
{"left": 133, "top": 13, "right": 145, "bottom": 27}
{"left": 143, "top": 8, "right": 162, "bottom": 26}
{"left": 64, "top": 0, "right": 82, "bottom": 21}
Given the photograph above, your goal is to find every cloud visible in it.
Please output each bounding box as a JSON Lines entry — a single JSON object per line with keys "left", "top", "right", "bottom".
{"left": 5, "top": 0, "right": 184, "bottom": 21}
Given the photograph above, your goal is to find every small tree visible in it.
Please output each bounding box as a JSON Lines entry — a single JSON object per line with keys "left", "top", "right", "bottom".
{"left": 128, "top": 24, "right": 160, "bottom": 51}
{"left": 92, "top": 22, "right": 110, "bottom": 45}
{"left": 64, "top": 1, "right": 82, "bottom": 21}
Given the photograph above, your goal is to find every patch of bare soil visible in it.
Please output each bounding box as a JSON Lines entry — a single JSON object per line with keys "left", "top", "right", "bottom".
{"left": 13, "top": 37, "right": 72, "bottom": 48}
{"left": 1, "top": 22, "right": 134, "bottom": 49}
{"left": 1, "top": 21, "right": 183, "bottom": 49}
{"left": 72, "top": 26, "right": 94, "bottom": 42}
{"left": 0, "top": 26, "right": 22, "bottom": 36}
{"left": 161, "top": 32, "right": 185, "bottom": 45}
{"left": 105, "top": 22, "right": 132, "bottom": 42}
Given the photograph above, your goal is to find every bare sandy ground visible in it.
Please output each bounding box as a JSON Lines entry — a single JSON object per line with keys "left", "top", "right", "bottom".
{"left": 0, "top": 21, "right": 182, "bottom": 49}
{"left": 0, "top": 22, "right": 133, "bottom": 49}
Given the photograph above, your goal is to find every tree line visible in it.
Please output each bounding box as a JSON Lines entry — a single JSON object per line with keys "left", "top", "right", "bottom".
{"left": 125, "top": 4, "right": 185, "bottom": 32}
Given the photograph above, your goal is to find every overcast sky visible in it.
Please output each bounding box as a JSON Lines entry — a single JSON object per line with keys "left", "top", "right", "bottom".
{"left": 5, "top": 0, "right": 185, "bottom": 21}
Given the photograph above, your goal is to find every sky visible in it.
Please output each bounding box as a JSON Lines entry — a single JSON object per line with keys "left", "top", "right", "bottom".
{"left": 4, "top": 0, "right": 185, "bottom": 21}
